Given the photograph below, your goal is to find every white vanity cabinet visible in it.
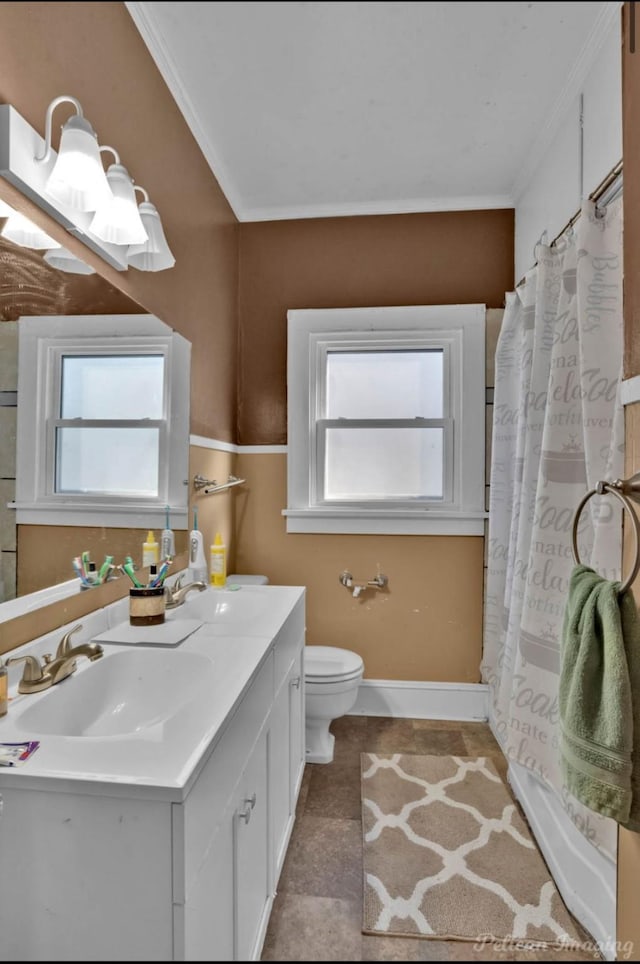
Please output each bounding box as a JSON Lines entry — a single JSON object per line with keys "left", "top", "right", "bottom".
{"left": 0, "top": 588, "right": 306, "bottom": 962}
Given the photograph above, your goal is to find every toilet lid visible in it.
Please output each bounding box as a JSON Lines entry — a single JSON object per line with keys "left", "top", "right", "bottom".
{"left": 305, "top": 645, "right": 364, "bottom": 680}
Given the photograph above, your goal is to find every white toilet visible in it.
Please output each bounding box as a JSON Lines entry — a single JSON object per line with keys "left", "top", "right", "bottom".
{"left": 227, "top": 575, "right": 364, "bottom": 765}
{"left": 304, "top": 645, "right": 364, "bottom": 764}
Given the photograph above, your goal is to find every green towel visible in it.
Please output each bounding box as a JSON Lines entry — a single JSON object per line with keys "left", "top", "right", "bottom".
{"left": 559, "top": 564, "right": 640, "bottom": 831}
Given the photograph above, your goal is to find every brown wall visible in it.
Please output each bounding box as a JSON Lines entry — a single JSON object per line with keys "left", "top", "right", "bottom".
{"left": 0, "top": 1, "right": 238, "bottom": 442}
{"left": 235, "top": 452, "right": 485, "bottom": 682}
{"left": 235, "top": 212, "right": 511, "bottom": 681}
{"left": 232, "top": 308, "right": 503, "bottom": 685}
{"left": 238, "top": 210, "right": 514, "bottom": 444}
{"left": 618, "top": 5, "right": 640, "bottom": 956}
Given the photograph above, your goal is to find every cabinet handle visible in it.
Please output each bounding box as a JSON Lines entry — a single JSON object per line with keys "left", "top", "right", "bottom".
{"left": 290, "top": 676, "right": 301, "bottom": 689}
{"left": 238, "top": 793, "right": 257, "bottom": 824}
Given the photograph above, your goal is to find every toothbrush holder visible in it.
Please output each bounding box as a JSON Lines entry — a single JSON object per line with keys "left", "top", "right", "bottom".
{"left": 129, "top": 587, "right": 166, "bottom": 626}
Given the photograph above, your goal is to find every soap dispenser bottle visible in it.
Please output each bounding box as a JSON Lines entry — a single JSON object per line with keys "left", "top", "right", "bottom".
{"left": 210, "top": 533, "right": 227, "bottom": 588}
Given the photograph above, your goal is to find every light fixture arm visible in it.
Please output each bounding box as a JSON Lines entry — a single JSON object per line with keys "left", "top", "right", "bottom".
{"left": 35, "top": 95, "right": 84, "bottom": 164}
{"left": 134, "top": 185, "right": 150, "bottom": 203}
{"left": 99, "top": 145, "right": 120, "bottom": 165}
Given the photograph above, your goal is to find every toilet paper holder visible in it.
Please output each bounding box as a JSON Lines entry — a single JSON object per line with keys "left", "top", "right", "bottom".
{"left": 339, "top": 570, "right": 388, "bottom": 598}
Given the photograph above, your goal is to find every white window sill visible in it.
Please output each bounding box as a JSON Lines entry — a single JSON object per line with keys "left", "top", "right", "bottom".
{"left": 282, "top": 508, "right": 487, "bottom": 535}
{"left": 11, "top": 502, "right": 189, "bottom": 530}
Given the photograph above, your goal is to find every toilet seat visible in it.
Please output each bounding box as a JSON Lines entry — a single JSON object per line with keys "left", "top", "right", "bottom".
{"left": 304, "top": 645, "right": 364, "bottom": 685}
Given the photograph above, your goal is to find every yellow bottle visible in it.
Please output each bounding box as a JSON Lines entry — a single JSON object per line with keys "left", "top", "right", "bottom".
{"left": 0, "top": 659, "right": 7, "bottom": 717}
{"left": 210, "top": 533, "right": 227, "bottom": 587}
{"left": 142, "top": 530, "right": 160, "bottom": 568}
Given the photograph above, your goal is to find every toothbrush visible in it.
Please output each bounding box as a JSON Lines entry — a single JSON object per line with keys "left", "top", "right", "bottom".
{"left": 97, "top": 555, "right": 113, "bottom": 584}
{"left": 121, "top": 561, "right": 143, "bottom": 588}
{"left": 72, "top": 557, "right": 92, "bottom": 587}
{"left": 150, "top": 558, "right": 171, "bottom": 588}
{"left": 161, "top": 505, "right": 175, "bottom": 560}
{"left": 80, "top": 550, "right": 91, "bottom": 580}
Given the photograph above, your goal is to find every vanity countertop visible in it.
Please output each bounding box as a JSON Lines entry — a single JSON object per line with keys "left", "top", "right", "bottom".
{"left": 0, "top": 585, "right": 305, "bottom": 802}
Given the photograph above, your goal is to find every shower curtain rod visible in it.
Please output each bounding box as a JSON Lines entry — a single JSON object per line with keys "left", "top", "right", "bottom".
{"left": 515, "top": 159, "right": 623, "bottom": 289}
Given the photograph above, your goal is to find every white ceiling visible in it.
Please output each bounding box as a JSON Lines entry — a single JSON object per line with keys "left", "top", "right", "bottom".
{"left": 128, "top": 1, "right": 619, "bottom": 221}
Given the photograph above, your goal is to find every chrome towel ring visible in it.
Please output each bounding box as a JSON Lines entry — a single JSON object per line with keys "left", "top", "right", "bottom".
{"left": 571, "top": 473, "right": 640, "bottom": 595}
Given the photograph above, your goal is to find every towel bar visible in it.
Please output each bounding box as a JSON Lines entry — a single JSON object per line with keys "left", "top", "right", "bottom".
{"left": 571, "top": 473, "right": 640, "bottom": 594}
{"left": 193, "top": 474, "right": 246, "bottom": 495}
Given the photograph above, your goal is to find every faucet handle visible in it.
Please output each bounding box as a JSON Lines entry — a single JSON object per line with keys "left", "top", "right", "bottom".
{"left": 6, "top": 654, "right": 45, "bottom": 683}
{"left": 55, "top": 624, "right": 83, "bottom": 659}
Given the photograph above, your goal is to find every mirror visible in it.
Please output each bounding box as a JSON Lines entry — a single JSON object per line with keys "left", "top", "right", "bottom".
{"left": 0, "top": 233, "right": 189, "bottom": 601}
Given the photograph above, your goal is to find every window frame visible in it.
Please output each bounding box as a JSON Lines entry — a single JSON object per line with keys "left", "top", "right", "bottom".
{"left": 285, "top": 305, "right": 486, "bottom": 535}
{"left": 15, "top": 314, "right": 190, "bottom": 529}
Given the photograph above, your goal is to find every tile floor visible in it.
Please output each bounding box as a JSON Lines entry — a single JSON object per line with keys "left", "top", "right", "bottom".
{"left": 261, "top": 716, "right": 602, "bottom": 962}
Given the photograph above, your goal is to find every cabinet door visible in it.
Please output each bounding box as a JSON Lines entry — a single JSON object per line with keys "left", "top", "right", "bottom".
{"left": 269, "top": 667, "right": 292, "bottom": 884}
{"left": 182, "top": 810, "right": 235, "bottom": 961}
{"left": 288, "top": 650, "right": 305, "bottom": 812}
{"left": 269, "top": 652, "right": 305, "bottom": 887}
{"left": 235, "top": 729, "right": 269, "bottom": 962}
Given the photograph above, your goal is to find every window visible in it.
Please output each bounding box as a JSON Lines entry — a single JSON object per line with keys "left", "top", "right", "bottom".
{"left": 285, "top": 305, "right": 486, "bottom": 535}
{"left": 15, "top": 314, "right": 190, "bottom": 529}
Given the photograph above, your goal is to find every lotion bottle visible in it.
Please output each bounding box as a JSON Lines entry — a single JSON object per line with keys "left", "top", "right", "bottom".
{"left": 210, "top": 532, "right": 227, "bottom": 587}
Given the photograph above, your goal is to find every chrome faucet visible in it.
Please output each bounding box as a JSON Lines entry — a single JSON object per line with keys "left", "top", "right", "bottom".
{"left": 164, "top": 576, "right": 207, "bottom": 609}
{"left": 6, "top": 623, "right": 103, "bottom": 694}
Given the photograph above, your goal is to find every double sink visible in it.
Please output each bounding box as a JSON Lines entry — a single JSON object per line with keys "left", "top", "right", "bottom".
{"left": 1, "top": 584, "right": 303, "bottom": 790}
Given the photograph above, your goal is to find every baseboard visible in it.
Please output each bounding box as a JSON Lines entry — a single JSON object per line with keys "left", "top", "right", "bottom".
{"left": 348, "top": 679, "right": 488, "bottom": 721}
{"left": 507, "top": 761, "right": 617, "bottom": 960}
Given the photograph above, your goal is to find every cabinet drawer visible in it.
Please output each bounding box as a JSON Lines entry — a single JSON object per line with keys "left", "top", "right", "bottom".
{"left": 272, "top": 594, "right": 305, "bottom": 681}
{"left": 176, "top": 650, "right": 274, "bottom": 902}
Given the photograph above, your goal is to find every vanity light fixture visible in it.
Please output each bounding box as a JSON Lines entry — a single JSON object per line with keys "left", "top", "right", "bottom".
{"left": 0, "top": 100, "right": 175, "bottom": 272}
{"left": 89, "top": 146, "right": 148, "bottom": 246}
{"left": 35, "top": 96, "right": 113, "bottom": 212}
{"left": 0, "top": 197, "right": 14, "bottom": 217}
{"left": 1, "top": 210, "right": 61, "bottom": 250}
{"left": 43, "top": 245, "right": 96, "bottom": 275}
{"left": 127, "top": 186, "right": 175, "bottom": 272}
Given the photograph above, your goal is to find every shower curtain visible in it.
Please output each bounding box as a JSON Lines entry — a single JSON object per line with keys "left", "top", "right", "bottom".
{"left": 482, "top": 197, "right": 624, "bottom": 859}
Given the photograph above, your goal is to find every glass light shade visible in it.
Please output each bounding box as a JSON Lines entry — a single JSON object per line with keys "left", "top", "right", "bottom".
{"left": 89, "top": 164, "right": 148, "bottom": 245}
{"left": 1, "top": 211, "right": 61, "bottom": 249}
{"left": 45, "top": 115, "right": 113, "bottom": 212}
{"left": 0, "top": 199, "right": 15, "bottom": 217}
{"left": 127, "top": 202, "right": 176, "bottom": 271}
{"left": 43, "top": 246, "right": 96, "bottom": 275}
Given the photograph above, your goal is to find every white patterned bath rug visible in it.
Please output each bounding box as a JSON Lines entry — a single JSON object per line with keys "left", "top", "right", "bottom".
{"left": 361, "top": 753, "right": 586, "bottom": 948}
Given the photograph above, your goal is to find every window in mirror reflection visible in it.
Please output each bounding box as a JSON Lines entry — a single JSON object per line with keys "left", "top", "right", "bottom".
{"left": 16, "top": 314, "right": 190, "bottom": 529}
{"left": 56, "top": 354, "right": 164, "bottom": 496}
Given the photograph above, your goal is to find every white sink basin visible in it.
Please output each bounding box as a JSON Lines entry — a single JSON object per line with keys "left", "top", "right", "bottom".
{"left": 178, "top": 585, "right": 303, "bottom": 636}
{"left": 15, "top": 649, "right": 215, "bottom": 738}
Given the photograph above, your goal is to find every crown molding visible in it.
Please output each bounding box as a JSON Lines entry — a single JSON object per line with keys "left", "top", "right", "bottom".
{"left": 125, "top": 1, "right": 244, "bottom": 219}
{"left": 238, "top": 194, "right": 514, "bottom": 222}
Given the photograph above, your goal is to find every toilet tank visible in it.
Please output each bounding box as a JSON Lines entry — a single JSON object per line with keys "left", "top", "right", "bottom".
{"left": 226, "top": 574, "right": 269, "bottom": 586}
